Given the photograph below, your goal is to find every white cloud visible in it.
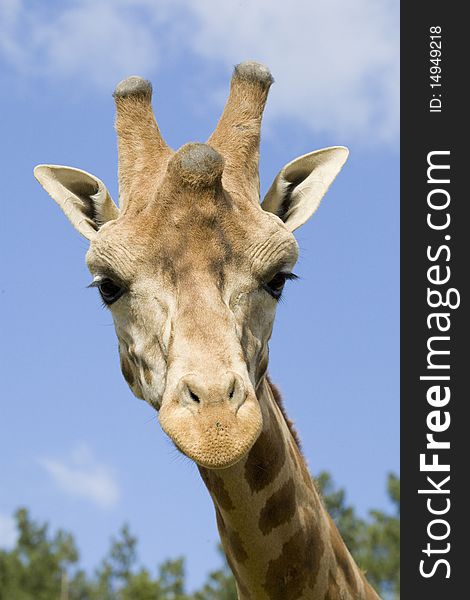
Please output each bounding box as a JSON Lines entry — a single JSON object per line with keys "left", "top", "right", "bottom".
{"left": 38, "top": 443, "right": 119, "bottom": 509}
{"left": 0, "top": 512, "right": 17, "bottom": 548}
{"left": 0, "top": 0, "right": 398, "bottom": 144}
{"left": 0, "top": 0, "right": 158, "bottom": 85}
{"left": 188, "top": 0, "right": 399, "bottom": 143}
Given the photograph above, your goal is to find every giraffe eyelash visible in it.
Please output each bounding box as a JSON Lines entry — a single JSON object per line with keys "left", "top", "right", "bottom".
{"left": 262, "top": 271, "right": 299, "bottom": 301}
{"left": 87, "top": 276, "right": 126, "bottom": 306}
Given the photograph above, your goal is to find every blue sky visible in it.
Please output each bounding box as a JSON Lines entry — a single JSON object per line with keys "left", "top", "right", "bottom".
{"left": 0, "top": 0, "right": 399, "bottom": 591}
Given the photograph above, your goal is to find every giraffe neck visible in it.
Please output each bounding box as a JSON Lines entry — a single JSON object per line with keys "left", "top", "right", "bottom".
{"left": 199, "top": 377, "right": 380, "bottom": 600}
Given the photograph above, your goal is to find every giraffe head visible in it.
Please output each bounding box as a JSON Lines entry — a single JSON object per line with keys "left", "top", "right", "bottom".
{"left": 34, "top": 62, "right": 348, "bottom": 470}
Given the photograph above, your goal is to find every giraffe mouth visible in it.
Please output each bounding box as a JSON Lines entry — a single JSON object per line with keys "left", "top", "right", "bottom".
{"left": 158, "top": 395, "right": 263, "bottom": 469}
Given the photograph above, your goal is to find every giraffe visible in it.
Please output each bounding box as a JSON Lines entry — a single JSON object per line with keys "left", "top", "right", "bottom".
{"left": 34, "top": 62, "right": 380, "bottom": 599}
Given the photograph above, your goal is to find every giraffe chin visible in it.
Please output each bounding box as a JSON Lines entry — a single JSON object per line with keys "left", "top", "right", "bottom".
{"left": 158, "top": 396, "right": 263, "bottom": 470}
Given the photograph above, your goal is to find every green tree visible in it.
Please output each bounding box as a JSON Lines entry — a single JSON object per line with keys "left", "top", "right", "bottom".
{"left": 87, "top": 526, "right": 187, "bottom": 600}
{"left": 0, "top": 508, "right": 78, "bottom": 600}
{"left": 358, "top": 474, "right": 400, "bottom": 598}
{"left": 155, "top": 558, "right": 187, "bottom": 599}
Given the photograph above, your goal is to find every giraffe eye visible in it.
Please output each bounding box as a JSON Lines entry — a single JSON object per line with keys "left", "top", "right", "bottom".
{"left": 98, "top": 278, "right": 124, "bottom": 305}
{"left": 262, "top": 272, "right": 298, "bottom": 300}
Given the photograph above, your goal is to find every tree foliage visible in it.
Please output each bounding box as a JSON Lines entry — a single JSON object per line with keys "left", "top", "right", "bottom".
{"left": 0, "top": 473, "right": 399, "bottom": 599}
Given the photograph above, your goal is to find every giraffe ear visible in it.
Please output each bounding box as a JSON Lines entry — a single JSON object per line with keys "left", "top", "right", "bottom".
{"left": 34, "top": 165, "right": 120, "bottom": 240}
{"left": 261, "top": 147, "right": 349, "bottom": 232}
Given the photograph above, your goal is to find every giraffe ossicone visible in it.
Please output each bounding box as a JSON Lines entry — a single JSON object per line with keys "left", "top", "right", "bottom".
{"left": 113, "top": 75, "right": 152, "bottom": 99}
{"left": 35, "top": 61, "right": 380, "bottom": 599}
{"left": 167, "top": 142, "right": 225, "bottom": 188}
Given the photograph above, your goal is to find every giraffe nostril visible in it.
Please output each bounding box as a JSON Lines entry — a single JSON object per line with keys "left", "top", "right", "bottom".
{"left": 178, "top": 373, "right": 246, "bottom": 408}
{"left": 189, "top": 389, "right": 200, "bottom": 403}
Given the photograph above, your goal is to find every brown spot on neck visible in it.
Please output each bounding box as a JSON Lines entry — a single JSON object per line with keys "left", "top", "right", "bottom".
{"left": 198, "top": 467, "right": 235, "bottom": 512}
{"left": 244, "top": 405, "right": 286, "bottom": 493}
{"left": 263, "top": 518, "right": 324, "bottom": 599}
{"left": 259, "top": 477, "right": 296, "bottom": 535}
{"left": 214, "top": 510, "right": 249, "bottom": 596}
{"left": 226, "top": 527, "right": 248, "bottom": 565}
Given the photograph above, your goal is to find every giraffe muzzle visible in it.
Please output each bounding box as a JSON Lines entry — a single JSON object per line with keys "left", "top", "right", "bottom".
{"left": 158, "top": 371, "right": 262, "bottom": 469}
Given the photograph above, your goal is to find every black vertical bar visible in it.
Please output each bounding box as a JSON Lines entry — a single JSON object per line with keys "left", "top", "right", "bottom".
{"left": 401, "top": 4, "right": 466, "bottom": 598}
